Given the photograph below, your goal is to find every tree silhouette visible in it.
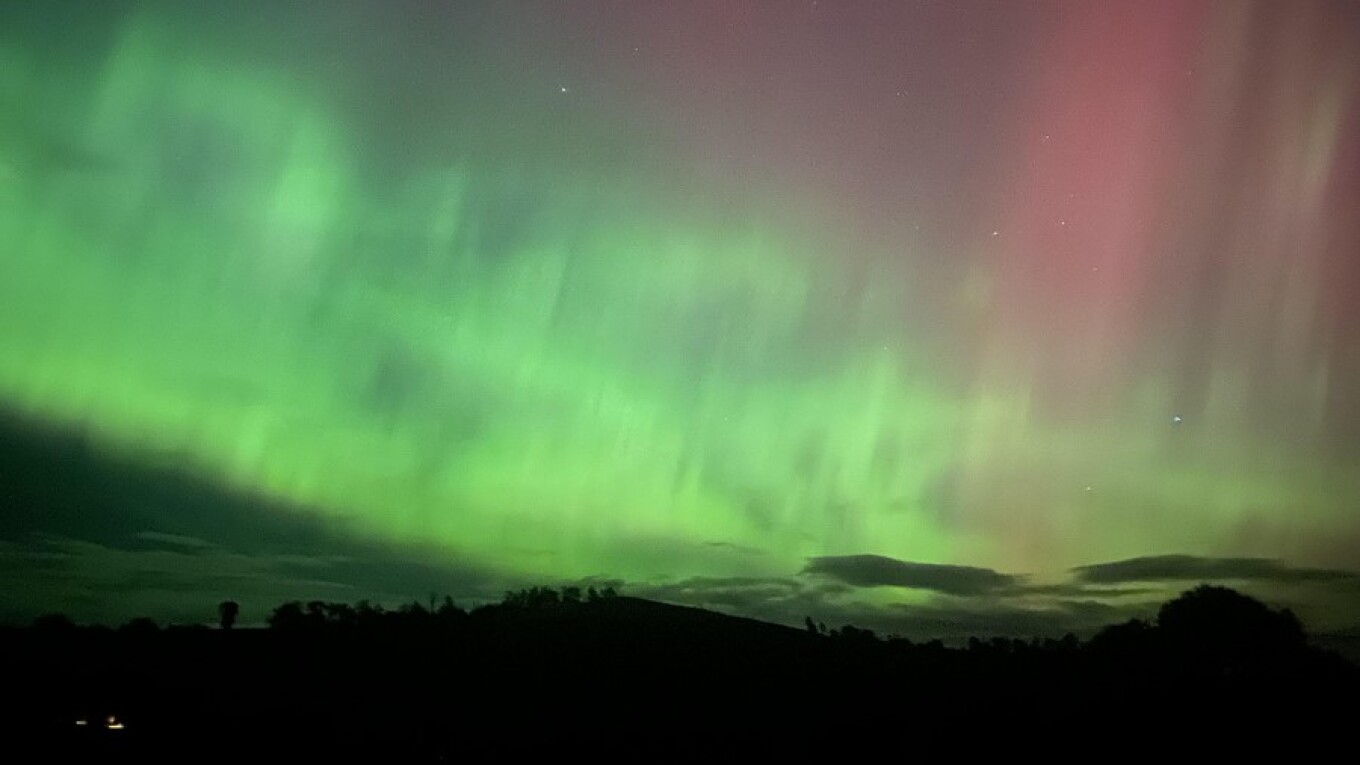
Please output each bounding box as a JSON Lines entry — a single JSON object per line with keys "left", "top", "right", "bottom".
{"left": 398, "top": 600, "right": 430, "bottom": 620}
{"left": 436, "top": 596, "right": 466, "bottom": 622}
{"left": 1157, "top": 584, "right": 1305, "bottom": 668}
{"left": 503, "top": 586, "right": 564, "bottom": 609}
{"left": 121, "top": 616, "right": 160, "bottom": 635}
{"left": 218, "top": 600, "right": 239, "bottom": 631}
{"left": 1087, "top": 618, "right": 1154, "bottom": 655}
{"left": 323, "top": 602, "right": 357, "bottom": 628}
{"left": 833, "top": 624, "right": 877, "bottom": 643}
{"left": 32, "top": 613, "right": 76, "bottom": 632}
{"left": 306, "top": 600, "right": 328, "bottom": 627}
{"left": 268, "top": 601, "right": 306, "bottom": 630}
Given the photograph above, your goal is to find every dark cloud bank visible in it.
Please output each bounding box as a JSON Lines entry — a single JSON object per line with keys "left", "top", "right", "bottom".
{"left": 802, "top": 554, "right": 1020, "bottom": 596}
{"left": 1073, "top": 554, "right": 1360, "bottom": 585}
{"left": 0, "top": 406, "right": 503, "bottom": 625}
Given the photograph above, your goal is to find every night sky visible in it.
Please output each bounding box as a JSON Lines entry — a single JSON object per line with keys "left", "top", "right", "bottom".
{"left": 2, "top": 0, "right": 1359, "bottom": 640}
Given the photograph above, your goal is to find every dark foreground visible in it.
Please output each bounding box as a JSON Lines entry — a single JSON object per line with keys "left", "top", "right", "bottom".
{"left": 3, "top": 589, "right": 1359, "bottom": 761}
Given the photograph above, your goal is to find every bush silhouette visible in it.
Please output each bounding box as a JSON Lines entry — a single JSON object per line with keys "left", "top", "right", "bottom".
{"left": 218, "top": 600, "right": 239, "bottom": 631}
{"left": 120, "top": 616, "right": 160, "bottom": 635}
{"left": 1157, "top": 584, "right": 1305, "bottom": 666}
{"left": 31, "top": 613, "right": 76, "bottom": 632}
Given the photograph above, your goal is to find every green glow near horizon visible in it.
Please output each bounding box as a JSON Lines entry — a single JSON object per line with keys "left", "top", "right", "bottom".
{"left": 2, "top": 9, "right": 1356, "bottom": 604}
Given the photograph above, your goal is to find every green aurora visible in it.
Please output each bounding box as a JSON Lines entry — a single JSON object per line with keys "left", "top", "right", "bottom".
{"left": 2, "top": 2, "right": 1359, "bottom": 633}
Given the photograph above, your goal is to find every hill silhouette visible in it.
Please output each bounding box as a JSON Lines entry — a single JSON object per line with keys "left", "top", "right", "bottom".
{"left": 2, "top": 584, "right": 1356, "bottom": 760}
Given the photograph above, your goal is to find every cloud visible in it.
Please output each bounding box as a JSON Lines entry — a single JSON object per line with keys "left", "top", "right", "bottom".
{"left": 1021, "top": 583, "right": 1161, "bottom": 598}
{"left": 1071, "top": 555, "right": 1360, "bottom": 585}
{"left": 701, "top": 541, "right": 765, "bottom": 555}
{"left": 0, "top": 534, "right": 357, "bottom": 624}
{"left": 620, "top": 570, "right": 1157, "bottom": 643}
{"left": 878, "top": 597, "right": 1145, "bottom": 641}
{"left": 802, "top": 554, "right": 1021, "bottom": 596}
{"left": 0, "top": 407, "right": 507, "bottom": 624}
{"left": 629, "top": 576, "right": 805, "bottom": 612}
{"left": 136, "top": 531, "right": 214, "bottom": 549}
{"left": 0, "top": 530, "right": 508, "bottom": 627}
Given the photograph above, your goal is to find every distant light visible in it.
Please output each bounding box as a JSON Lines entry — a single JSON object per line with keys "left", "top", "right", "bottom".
{"left": 107, "top": 715, "right": 125, "bottom": 731}
{"left": 559, "top": 86, "right": 569, "bottom": 93}
{"left": 1172, "top": 414, "right": 1183, "bottom": 424}
{"left": 75, "top": 719, "right": 88, "bottom": 726}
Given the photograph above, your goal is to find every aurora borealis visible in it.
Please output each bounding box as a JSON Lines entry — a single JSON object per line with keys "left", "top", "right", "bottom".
{"left": 2, "top": 1, "right": 1359, "bottom": 637}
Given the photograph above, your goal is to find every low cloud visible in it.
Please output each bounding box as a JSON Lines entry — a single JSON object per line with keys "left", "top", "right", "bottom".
{"left": 878, "top": 597, "right": 1145, "bottom": 642}
{"left": 623, "top": 570, "right": 1156, "bottom": 643}
{"left": 135, "top": 531, "right": 214, "bottom": 549}
{"left": 701, "top": 541, "right": 765, "bottom": 555}
{"left": 629, "top": 576, "right": 805, "bottom": 612}
{"left": 0, "top": 533, "right": 503, "bottom": 627}
{"left": 802, "top": 554, "right": 1021, "bottom": 596}
{"left": 1072, "top": 555, "right": 1360, "bottom": 585}
{"left": 0, "top": 408, "right": 506, "bottom": 625}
